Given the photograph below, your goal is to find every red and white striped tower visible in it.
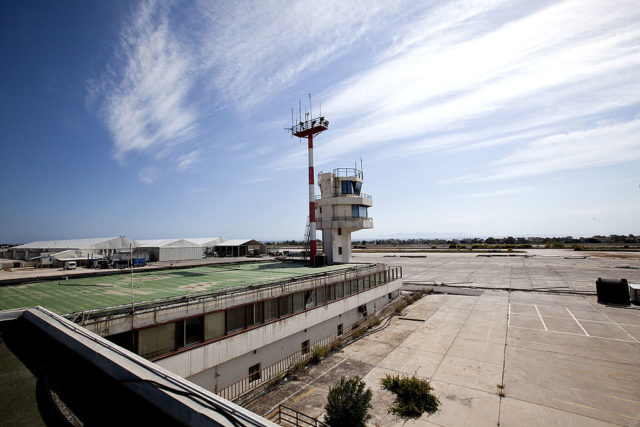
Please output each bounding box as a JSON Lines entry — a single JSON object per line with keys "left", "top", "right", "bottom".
{"left": 289, "top": 106, "right": 329, "bottom": 266}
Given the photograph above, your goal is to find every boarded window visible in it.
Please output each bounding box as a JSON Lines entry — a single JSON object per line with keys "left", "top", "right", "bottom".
{"left": 204, "top": 311, "right": 225, "bottom": 341}
{"left": 337, "top": 323, "right": 343, "bottom": 336}
{"left": 138, "top": 323, "right": 175, "bottom": 358}
{"left": 226, "top": 306, "right": 245, "bottom": 334}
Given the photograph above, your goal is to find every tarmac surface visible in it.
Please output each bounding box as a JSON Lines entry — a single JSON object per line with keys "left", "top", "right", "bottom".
{"left": 247, "top": 250, "right": 640, "bottom": 426}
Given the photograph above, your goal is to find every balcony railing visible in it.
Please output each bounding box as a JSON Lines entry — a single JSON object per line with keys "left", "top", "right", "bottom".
{"left": 316, "top": 193, "right": 372, "bottom": 200}
{"left": 332, "top": 168, "right": 363, "bottom": 179}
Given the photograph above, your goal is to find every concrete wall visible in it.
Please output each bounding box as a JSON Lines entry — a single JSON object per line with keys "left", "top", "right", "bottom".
{"left": 155, "top": 280, "right": 402, "bottom": 391}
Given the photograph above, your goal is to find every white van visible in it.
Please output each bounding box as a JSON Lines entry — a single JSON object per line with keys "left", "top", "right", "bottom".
{"left": 64, "top": 261, "right": 77, "bottom": 270}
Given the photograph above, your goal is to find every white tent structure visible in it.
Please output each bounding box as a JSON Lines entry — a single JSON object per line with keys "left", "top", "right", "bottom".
{"left": 136, "top": 239, "right": 204, "bottom": 262}
{"left": 9, "top": 237, "right": 135, "bottom": 261}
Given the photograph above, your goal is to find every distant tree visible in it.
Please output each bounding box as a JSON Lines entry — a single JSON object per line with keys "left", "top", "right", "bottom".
{"left": 324, "top": 376, "right": 372, "bottom": 427}
{"left": 485, "top": 237, "right": 496, "bottom": 244}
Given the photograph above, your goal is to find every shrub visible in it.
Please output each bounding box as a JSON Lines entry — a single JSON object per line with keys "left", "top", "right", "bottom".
{"left": 395, "top": 301, "right": 407, "bottom": 313}
{"left": 367, "top": 316, "right": 381, "bottom": 329}
{"left": 381, "top": 374, "right": 439, "bottom": 418}
{"left": 330, "top": 338, "right": 343, "bottom": 352}
{"left": 310, "top": 345, "right": 329, "bottom": 363}
{"left": 572, "top": 244, "right": 584, "bottom": 251}
{"left": 325, "top": 376, "right": 372, "bottom": 427}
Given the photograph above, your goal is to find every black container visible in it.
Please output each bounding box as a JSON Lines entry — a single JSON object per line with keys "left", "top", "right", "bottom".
{"left": 314, "top": 254, "right": 327, "bottom": 267}
{"left": 595, "top": 278, "right": 630, "bottom": 305}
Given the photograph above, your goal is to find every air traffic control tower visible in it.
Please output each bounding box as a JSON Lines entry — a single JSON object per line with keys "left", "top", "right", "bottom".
{"left": 316, "top": 168, "right": 373, "bottom": 263}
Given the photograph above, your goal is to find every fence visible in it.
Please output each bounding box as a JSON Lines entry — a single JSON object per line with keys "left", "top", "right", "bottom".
{"left": 269, "top": 404, "right": 328, "bottom": 427}
{"left": 218, "top": 332, "right": 339, "bottom": 402}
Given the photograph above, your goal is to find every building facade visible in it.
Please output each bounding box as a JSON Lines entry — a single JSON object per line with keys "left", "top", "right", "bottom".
{"left": 316, "top": 168, "right": 373, "bottom": 263}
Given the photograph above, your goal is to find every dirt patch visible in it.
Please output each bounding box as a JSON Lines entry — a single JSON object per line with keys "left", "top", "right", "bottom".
{"left": 180, "top": 282, "right": 219, "bottom": 291}
{"left": 105, "top": 290, "right": 128, "bottom": 296}
{"left": 134, "top": 275, "right": 172, "bottom": 282}
{"left": 588, "top": 252, "right": 640, "bottom": 259}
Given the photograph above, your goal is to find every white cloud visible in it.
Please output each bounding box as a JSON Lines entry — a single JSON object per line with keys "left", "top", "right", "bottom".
{"left": 268, "top": 0, "right": 640, "bottom": 176}
{"left": 176, "top": 150, "right": 199, "bottom": 171}
{"left": 138, "top": 167, "right": 158, "bottom": 184}
{"left": 97, "top": 1, "right": 198, "bottom": 160}
{"left": 461, "top": 187, "right": 534, "bottom": 199}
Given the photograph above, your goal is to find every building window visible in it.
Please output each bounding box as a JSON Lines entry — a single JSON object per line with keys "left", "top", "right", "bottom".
{"left": 301, "top": 340, "right": 310, "bottom": 355}
{"left": 249, "top": 363, "right": 261, "bottom": 382}
{"left": 338, "top": 228, "right": 342, "bottom": 235}
{"left": 184, "top": 317, "right": 204, "bottom": 346}
{"left": 338, "top": 247, "right": 342, "bottom": 255}
{"left": 351, "top": 205, "right": 367, "bottom": 218}
{"left": 342, "top": 180, "right": 354, "bottom": 194}
{"left": 389, "top": 292, "right": 393, "bottom": 299}
{"left": 226, "top": 306, "right": 245, "bottom": 334}
{"left": 358, "top": 304, "right": 368, "bottom": 317}
{"left": 337, "top": 323, "right": 343, "bottom": 336}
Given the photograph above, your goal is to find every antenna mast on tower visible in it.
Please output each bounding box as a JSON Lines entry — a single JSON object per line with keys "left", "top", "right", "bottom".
{"left": 286, "top": 94, "right": 329, "bottom": 266}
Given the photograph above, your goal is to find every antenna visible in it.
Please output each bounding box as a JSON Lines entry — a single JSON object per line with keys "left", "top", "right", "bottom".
{"left": 309, "top": 93, "right": 312, "bottom": 118}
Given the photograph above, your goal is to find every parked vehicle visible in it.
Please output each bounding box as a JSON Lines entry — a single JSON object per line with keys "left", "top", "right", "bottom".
{"left": 64, "top": 261, "right": 77, "bottom": 270}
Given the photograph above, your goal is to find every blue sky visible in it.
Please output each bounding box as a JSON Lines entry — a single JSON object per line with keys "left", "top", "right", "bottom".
{"left": 1, "top": 0, "right": 639, "bottom": 243}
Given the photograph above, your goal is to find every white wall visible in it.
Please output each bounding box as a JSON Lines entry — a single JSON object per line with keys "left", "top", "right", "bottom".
{"left": 155, "top": 280, "right": 402, "bottom": 389}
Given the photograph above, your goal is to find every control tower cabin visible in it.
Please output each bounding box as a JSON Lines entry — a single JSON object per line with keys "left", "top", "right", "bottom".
{"left": 316, "top": 168, "right": 373, "bottom": 263}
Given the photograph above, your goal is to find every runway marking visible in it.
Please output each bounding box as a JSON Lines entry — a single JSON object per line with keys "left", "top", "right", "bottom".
{"left": 616, "top": 413, "right": 636, "bottom": 420}
{"left": 607, "top": 394, "right": 640, "bottom": 405}
{"left": 557, "top": 399, "right": 597, "bottom": 410}
{"left": 509, "top": 325, "right": 636, "bottom": 343}
{"left": 291, "top": 386, "right": 318, "bottom": 404}
{"left": 508, "top": 312, "right": 638, "bottom": 327}
{"left": 566, "top": 307, "right": 589, "bottom": 336}
{"left": 598, "top": 311, "right": 640, "bottom": 344}
{"left": 534, "top": 305, "right": 548, "bottom": 331}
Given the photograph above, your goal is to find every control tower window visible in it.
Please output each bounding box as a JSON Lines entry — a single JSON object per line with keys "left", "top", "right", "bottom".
{"left": 341, "top": 180, "right": 361, "bottom": 195}
{"left": 351, "top": 205, "right": 368, "bottom": 218}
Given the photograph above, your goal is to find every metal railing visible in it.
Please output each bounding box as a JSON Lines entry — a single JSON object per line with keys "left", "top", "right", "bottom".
{"left": 316, "top": 193, "right": 372, "bottom": 200}
{"left": 218, "top": 332, "right": 339, "bottom": 402}
{"left": 326, "top": 216, "right": 373, "bottom": 222}
{"left": 332, "top": 168, "right": 363, "bottom": 179}
{"left": 216, "top": 266, "right": 402, "bottom": 402}
{"left": 270, "top": 405, "right": 328, "bottom": 427}
{"left": 290, "top": 117, "right": 329, "bottom": 135}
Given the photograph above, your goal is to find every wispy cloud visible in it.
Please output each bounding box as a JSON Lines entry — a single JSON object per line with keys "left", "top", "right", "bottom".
{"left": 96, "top": 1, "right": 198, "bottom": 161}
{"left": 268, "top": 0, "right": 640, "bottom": 177}
{"left": 176, "top": 150, "right": 199, "bottom": 171}
{"left": 138, "top": 166, "right": 158, "bottom": 184}
{"left": 460, "top": 187, "right": 534, "bottom": 199}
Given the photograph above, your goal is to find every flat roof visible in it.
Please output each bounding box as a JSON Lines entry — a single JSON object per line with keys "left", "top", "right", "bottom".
{"left": 0, "top": 262, "right": 354, "bottom": 315}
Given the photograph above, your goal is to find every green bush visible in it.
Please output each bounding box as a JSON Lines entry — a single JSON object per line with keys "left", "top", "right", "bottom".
{"left": 381, "top": 374, "right": 439, "bottom": 418}
{"left": 325, "top": 376, "right": 372, "bottom": 427}
{"left": 310, "top": 345, "right": 329, "bottom": 363}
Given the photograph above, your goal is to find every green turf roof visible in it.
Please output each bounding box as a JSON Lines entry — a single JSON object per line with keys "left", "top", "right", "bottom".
{"left": 0, "top": 262, "right": 354, "bottom": 315}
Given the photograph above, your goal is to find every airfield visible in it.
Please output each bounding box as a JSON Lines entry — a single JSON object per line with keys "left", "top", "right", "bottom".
{"left": 247, "top": 250, "right": 640, "bottom": 426}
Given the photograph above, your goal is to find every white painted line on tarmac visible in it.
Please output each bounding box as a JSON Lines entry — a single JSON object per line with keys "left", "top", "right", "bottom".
{"left": 598, "top": 311, "right": 640, "bottom": 344}
{"left": 509, "top": 325, "right": 636, "bottom": 343}
{"left": 606, "top": 394, "right": 640, "bottom": 405}
{"left": 566, "top": 307, "right": 589, "bottom": 336}
{"left": 534, "top": 305, "right": 548, "bottom": 331}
